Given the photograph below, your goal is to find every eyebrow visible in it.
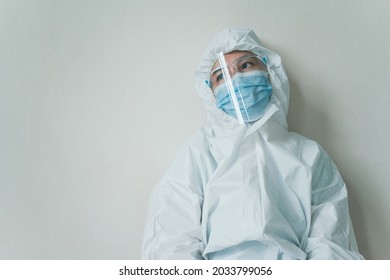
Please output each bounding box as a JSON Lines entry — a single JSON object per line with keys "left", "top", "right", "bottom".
{"left": 210, "top": 67, "right": 222, "bottom": 79}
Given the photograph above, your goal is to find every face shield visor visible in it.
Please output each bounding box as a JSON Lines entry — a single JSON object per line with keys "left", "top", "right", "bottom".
{"left": 210, "top": 52, "right": 273, "bottom": 124}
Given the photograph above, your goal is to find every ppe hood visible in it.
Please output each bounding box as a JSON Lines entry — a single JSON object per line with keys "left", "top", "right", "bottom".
{"left": 195, "top": 28, "right": 290, "bottom": 131}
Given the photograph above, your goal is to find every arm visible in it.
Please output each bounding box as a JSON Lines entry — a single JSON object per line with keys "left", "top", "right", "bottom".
{"left": 305, "top": 145, "right": 364, "bottom": 259}
{"left": 142, "top": 178, "right": 204, "bottom": 259}
{"left": 142, "top": 136, "right": 208, "bottom": 260}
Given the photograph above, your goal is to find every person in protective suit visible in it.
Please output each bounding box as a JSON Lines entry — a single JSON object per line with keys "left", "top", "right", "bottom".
{"left": 142, "top": 28, "right": 364, "bottom": 260}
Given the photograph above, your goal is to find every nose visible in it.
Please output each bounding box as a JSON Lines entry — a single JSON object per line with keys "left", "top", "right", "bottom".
{"left": 227, "top": 65, "right": 238, "bottom": 77}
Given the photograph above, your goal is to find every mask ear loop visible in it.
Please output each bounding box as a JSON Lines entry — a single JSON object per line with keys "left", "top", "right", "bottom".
{"left": 217, "top": 52, "right": 244, "bottom": 124}
{"left": 261, "top": 55, "right": 271, "bottom": 79}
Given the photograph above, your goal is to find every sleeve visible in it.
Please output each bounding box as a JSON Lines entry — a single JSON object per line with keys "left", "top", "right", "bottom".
{"left": 141, "top": 139, "right": 206, "bottom": 260}
{"left": 304, "top": 145, "right": 364, "bottom": 259}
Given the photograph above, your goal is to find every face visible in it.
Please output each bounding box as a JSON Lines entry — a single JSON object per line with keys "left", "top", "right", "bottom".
{"left": 209, "top": 51, "right": 267, "bottom": 90}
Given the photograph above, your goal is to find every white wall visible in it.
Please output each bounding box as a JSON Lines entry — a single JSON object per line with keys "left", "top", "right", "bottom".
{"left": 0, "top": 0, "right": 389, "bottom": 260}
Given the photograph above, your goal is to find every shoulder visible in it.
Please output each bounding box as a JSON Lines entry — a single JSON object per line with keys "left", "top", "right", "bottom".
{"left": 289, "top": 132, "right": 337, "bottom": 174}
{"left": 264, "top": 125, "right": 325, "bottom": 166}
{"left": 175, "top": 126, "right": 212, "bottom": 157}
{"left": 266, "top": 127, "right": 337, "bottom": 175}
{"left": 289, "top": 132, "right": 324, "bottom": 166}
{"left": 287, "top": 132, "right": 345, "bottom": 192}
{"left": 163, "top": 126, "right": 214, "bottom": 180}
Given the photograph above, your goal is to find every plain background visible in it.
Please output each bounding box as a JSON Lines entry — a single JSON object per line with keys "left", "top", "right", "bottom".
{"left": 1, "top": 0, "right": 389, "bottom": 260}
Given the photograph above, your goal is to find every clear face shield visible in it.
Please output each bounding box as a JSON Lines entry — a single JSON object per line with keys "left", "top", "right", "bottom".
{"left": 210, "top": 52, "right": 272, "bottom": 124}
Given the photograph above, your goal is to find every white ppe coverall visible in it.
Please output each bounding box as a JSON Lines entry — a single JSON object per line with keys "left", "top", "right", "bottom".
{"left": 142, "top": 28, "right": 364, "bottom": 260}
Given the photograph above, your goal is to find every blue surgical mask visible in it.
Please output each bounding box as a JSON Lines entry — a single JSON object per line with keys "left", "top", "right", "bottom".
{"left": 214, "top": 70, "right": 272, "bottom": 122}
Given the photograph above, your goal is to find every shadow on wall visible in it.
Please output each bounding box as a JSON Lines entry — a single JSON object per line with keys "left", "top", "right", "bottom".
{"left": 344, "top": 176, "right": 370, "bottom": 259}
{"left": 287, "top": 77, "right": 330, "bottom": 145}
{"left": 341, "top": 153, "right": 389, "bottom": 260}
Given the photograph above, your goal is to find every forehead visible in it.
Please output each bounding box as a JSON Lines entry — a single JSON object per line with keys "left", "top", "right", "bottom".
{"left": 211, "top": 50, "right": 254, "bottom": 71}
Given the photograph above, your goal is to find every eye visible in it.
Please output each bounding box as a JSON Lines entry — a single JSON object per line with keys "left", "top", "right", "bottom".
{"left": 241, "top": 61, "right": 254, "bottom": 71}
{"left": 216, "top": 73, "right": 224, "bottom": 82}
